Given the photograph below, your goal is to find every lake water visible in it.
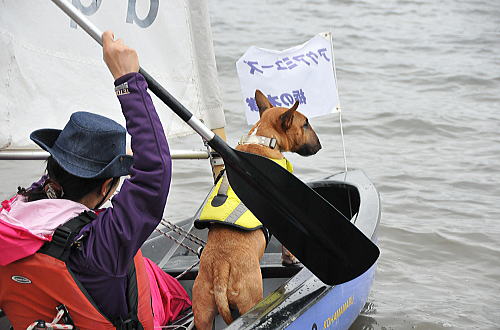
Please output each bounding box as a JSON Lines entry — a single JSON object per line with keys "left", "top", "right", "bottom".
{"left": 1, "top": 0, "right": 498, "bottom": 329}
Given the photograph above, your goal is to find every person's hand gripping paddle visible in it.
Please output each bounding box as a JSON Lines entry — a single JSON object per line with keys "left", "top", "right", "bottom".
{"left": 49, "top": 0, "right": 380, "bottom": 285}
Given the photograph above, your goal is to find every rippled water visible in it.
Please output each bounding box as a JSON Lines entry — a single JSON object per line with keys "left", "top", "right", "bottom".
{"left": 205, "top": 0, "right": 500, "bottom": 329}
{"left": 1, "top": 0, "right": 498, "bottom": 329}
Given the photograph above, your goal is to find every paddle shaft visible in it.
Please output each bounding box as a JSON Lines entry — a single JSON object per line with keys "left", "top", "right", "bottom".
{"left": 139, "top": 70, "right": 240, "bottom": 166}
{"left": 50, "top": 0, "right": 225, "bottom": 145}
{"left": 50, "top": 0, "right": 380, "bottom": 284}
{"left": 50, "top": 0, "right": 266, "bottom": 186}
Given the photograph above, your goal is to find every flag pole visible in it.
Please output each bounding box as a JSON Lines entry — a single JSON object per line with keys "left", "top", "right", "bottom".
{"left": 326, "top": 32, "right": 348, "bottom": 177}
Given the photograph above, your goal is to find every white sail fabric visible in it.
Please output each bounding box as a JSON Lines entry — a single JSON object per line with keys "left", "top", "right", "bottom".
{"left": 0, "top": 0, "right": 225, "bottom": 149}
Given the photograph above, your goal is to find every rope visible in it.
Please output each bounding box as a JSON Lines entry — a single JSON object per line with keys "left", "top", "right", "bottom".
{"left": 154, "top": 228, "right": 201, "bottom": 257}
{"left": 160, "top": 219, "right": 206, "bottom": 246}
{"left": 175, "top": 260, "right": 200, "bottom": 280}
{"left": 154, "top": 220, "right": 206, "bottom": 279}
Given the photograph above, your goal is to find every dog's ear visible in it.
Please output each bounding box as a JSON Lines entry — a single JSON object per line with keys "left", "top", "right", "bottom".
{"left": 280, "top": 101, "right": 299, "bottom": 131}
{"left": 255, "top": 90, "right": 273, "bottom": 117}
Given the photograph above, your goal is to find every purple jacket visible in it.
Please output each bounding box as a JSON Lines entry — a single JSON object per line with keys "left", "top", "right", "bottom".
{"left": 66, "top": 73, "right": 171, "bottom": 320}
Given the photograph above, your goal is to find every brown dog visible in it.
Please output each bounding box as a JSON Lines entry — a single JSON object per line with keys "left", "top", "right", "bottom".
{"left": 192, "top": 90, "right": 321, "bottom": 329}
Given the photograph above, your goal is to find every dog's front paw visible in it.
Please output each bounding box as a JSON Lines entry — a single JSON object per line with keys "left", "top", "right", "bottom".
{"left": 281, "top": 245, "right": 301, "bottom": 266}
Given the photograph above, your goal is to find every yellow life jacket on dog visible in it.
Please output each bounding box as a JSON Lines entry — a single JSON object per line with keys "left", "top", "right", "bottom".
{"left": 194, "top": 157, "right": 293, "bottom": 232}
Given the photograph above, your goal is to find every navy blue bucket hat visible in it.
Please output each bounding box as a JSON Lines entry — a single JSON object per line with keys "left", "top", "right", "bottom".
{"left": 30, "top": 111, "right": 134, "bottom": 179}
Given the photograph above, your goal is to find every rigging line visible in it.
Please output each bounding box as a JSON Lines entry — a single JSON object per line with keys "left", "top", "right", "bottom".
{"left": 158, "top": 190, "right": 209, "bottom": 268}
{"left": 161, "top": 219, "right": 206, "bottom": 246}
{"left": 154, "top": 228, "right": 200, "bottom": 256}
{"left": 157, "top": 221, "right": 195, "bottom": 268}
{"left": 175, "top": 260, "right": 200, "bottom": 280}
{"left": 162, "top": 222, "right": 206, "bottom": 247}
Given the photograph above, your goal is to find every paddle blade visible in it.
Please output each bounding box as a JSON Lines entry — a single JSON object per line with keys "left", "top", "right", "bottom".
{"left": 224, "top": 150, "right": 380, "bottom": 285}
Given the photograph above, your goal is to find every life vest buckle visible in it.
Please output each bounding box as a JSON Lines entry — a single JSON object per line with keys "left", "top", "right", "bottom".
{"left": 56, "top": 304, "right": 75, "bottom": 326}
{"left": 117, "top": 317, "right": 140, "bottom": 330}
{"left": 33, "top": 320, "right": 47, "bottom": 329}
{"left": 51, "top": 225, "right": 73, "bottom": 247}
{"left": 27, "top": 305, "right": 75, "bottom": 330}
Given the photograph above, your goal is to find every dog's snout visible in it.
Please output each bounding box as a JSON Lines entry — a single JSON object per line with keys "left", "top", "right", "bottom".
{"left": 311, "top": 141, "right": 322, "bottom": 154}
{"left": 296, "top": 141, "right": 321, "bottom": 156}
{"left": 313, "top": 140, "right": 322, "bottom": 153}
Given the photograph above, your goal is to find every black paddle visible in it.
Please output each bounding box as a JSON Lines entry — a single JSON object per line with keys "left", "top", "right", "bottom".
{"left": 50, "top": 0, "right": 379, "bottom": 285}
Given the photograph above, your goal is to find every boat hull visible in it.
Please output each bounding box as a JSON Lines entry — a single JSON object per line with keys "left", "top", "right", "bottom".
{"left": 222, "top": 169, "right": 381, "bottom": 329}
{"left": 0, "top": 170, "right": 380, "bottom": 330}
{"left": 286, "top": 264, "right": 376, "bottom": 330}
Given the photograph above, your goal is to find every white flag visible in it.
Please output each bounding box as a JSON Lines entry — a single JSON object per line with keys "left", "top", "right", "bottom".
{"left": 236, "top": 33, "right": 340, "bottom": 125}
{"left": 0, "top": 0, "right": 224, "bottom": 149}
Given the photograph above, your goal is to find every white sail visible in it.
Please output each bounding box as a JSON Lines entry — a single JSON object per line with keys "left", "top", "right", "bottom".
{"left": 0, "top": 0, "right": 225, "bottom": 149}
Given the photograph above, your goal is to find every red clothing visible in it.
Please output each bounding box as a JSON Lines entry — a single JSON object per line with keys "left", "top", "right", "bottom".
{"left": 0, "top": 249, "right": 153, "bottom": 329}
{"left": 0, "top": 72, "right": 191, "bottom": 326}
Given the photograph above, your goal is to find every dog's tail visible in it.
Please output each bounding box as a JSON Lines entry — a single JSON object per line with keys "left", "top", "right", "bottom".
{"left": 213, "top": 260, "right": 233, "bottom": 324}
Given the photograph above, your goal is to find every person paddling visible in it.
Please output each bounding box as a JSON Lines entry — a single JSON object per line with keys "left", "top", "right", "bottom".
{"left": 0, "top": 31, "right": 191, "bottom": 329}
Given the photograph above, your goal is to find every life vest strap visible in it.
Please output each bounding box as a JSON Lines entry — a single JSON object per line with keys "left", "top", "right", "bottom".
{"left": 211, "top": 174, "right": 230, "bottom": 207}
{"left": 2, "top": 211, "right": 151, "bottom": 329}
{"left": 38, "top": 211, "right": 96, "bottom": 261}
{"left": 114, "top": 314, "right": 142, "bottom": 330}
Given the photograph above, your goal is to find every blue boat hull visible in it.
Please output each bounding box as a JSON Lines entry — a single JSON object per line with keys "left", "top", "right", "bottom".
{"left": 221, "top": 169, "right": 381, "bottom": 329}
{"left": 286, "top": 263, "right": 376, "bottom": 330}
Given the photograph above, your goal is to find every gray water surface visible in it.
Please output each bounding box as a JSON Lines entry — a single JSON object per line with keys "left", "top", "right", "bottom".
{"left": 206, "top": 0, "right": 500, "bottom": 329}
{"left": 1, "top": 0, "right": 498, "bottom": 329}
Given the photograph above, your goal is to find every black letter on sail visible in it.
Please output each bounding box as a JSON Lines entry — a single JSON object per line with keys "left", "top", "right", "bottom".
{"left": 70, "top": 0, "right": 102, "bottom": 28}
{"left": 126, "top": 0, "right": 159, "bottom": 28}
